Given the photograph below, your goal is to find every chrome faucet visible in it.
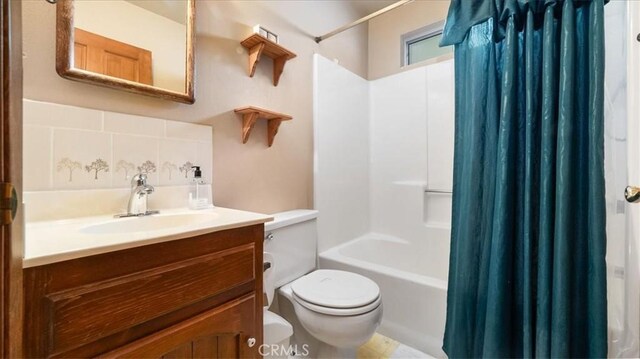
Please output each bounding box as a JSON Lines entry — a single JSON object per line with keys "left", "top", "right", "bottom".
{"left": 116, "top": 174, "right": 159, "bottom": 218}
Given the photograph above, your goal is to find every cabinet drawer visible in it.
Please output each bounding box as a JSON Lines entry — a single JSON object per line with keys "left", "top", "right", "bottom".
{"left": 46, "top": 243, "right": 255, "bottom": 353}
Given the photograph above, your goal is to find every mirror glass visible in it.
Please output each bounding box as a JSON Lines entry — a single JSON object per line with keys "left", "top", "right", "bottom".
{"left": 61, "top": 0, "right": 193, "bottom": 101}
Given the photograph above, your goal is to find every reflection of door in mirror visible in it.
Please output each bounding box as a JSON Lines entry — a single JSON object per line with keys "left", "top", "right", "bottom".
{"left": 74, "top": 28, "right": 153, "bottom": 86}
{"left": 72, "top": 0, "right": 188, "bottom": 94}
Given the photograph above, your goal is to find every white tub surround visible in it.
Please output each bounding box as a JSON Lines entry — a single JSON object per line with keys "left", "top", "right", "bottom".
{"left": 313, "top": 55, "right": 455, "bottom": 357}
{"left": 369, "top": 60, "right": 454, "bottom": 235}
{"left": 24, "top": 207, "right": 272, "bottom": 268}
{"left": 313, "top": 55, "right": 370, "bottom": 253}
{"left": 313, "top": 54, "right": 455, "bottom": 249}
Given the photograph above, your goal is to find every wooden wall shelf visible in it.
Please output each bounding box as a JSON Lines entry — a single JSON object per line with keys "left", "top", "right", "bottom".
{"left": 240, "top": 34, "right": 296, "bottom": 86}
{"left": 234, "top": 106, "right": 292, "bottom": 147}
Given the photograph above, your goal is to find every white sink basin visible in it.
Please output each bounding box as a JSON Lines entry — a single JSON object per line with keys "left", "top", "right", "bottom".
{"left": 24, "top": 207, "right": 273, "bottom": 268}
{"left": 80, "top": 213, "right": 219, "bottom": 234}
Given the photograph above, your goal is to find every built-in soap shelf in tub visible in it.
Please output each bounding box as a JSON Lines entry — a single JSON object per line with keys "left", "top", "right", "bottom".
{"left": 391, "top": 181, "right": 452, "bottom": 228}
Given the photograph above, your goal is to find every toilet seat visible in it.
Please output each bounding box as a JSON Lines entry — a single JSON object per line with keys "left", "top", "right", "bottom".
{"left": 293, "top": 292, "right": 382, "bottom": 316}
{"left": 290, "top": 270, "right": 381, "bottom": 316}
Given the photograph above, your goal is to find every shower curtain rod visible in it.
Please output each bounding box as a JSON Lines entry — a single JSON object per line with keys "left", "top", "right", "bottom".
{"left": 315, "top": 0, "right": 414, "bottom": 43}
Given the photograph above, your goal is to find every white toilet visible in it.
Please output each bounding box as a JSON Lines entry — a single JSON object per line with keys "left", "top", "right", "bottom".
{"left": 263, "top": 210, "right": 383, "bottom": 358}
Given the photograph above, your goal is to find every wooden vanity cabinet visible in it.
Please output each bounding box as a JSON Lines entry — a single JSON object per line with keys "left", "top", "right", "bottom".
{"left": 23, "top": 224, "right": 264, "bottom": 358}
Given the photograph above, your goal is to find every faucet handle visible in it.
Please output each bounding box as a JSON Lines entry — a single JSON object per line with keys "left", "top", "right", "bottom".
{"left": 131, "top": 173, "right": 147, "bottom": 187}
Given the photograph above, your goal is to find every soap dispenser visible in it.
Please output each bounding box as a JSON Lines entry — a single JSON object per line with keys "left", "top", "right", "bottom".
{"left": 188, "top": 166, "right": 212, "bottom": 210}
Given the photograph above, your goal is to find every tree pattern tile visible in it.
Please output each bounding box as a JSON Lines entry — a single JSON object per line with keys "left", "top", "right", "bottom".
{"left": 162, "top": 162, "right": 178, "bottom": 180}
{"left": 116, "top": 160, "right": 135, "bottom": 181}
{"left": 85, "top": 159, "right": 109, "bottom": 180}
{"left": 137, "top": 160, "right": 157, "bottom": 175}
{"left": 57, "top": 158, "right": 82, "bottom": 182}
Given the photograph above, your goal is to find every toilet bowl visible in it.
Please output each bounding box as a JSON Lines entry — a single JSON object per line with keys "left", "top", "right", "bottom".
{"left": 279, "top": 269, "right": 383, "bottom": 358}
{"left": 264, "top": 210, "right": 383, "bottom": 358}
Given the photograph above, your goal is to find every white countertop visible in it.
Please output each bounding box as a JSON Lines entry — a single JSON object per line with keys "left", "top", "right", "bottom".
{"left": 24, "top": 207, "right": 273, "bottom": 268}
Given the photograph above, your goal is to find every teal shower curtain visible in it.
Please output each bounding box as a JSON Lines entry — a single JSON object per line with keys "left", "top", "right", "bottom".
{"left": 440, "top": 0, "right": 608, "bottom": 357}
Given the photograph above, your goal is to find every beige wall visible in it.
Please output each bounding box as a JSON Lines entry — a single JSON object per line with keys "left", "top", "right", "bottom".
{"left": 368, "top": 0, "right": 450, "bottom": 80}
{"left": 22, "top": 1, "right": 368, "bottom": 214}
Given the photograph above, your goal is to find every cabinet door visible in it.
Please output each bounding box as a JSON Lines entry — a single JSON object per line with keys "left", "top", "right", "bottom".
{"left": 156, "top": 334, "right": 243, "bottom": 358}
{"left": 157, "top": 333, "right": 250, "bottom": 358}
{"left": 98, "top": 294, "right": 258, "bottom": 359}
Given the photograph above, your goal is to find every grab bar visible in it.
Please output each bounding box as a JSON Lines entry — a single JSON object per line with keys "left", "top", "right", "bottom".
{"left": 425, "top": 189, "right": 452, "bottom": 194}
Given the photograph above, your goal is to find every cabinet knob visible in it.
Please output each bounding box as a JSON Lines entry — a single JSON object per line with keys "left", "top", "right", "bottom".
{"left": 265, "top": 233, "right": 274, "bottom": 242}
{"left": 247, "top": 337, "right": 256, "bottom": 348}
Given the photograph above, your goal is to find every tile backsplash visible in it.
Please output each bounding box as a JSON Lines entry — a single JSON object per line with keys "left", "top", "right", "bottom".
{"left": 24, "top": 99, "right": 213, "bottom": 191}
{"left": 23, "top": 99, "right": 213, "bottom": 221}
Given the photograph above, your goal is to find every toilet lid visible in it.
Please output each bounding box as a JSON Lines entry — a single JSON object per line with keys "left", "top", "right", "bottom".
{"left": 291, "top": 270, "right": 380, "bottom": 309}
{"left": 292, "top": 292, "right": 382, "bottom": 316}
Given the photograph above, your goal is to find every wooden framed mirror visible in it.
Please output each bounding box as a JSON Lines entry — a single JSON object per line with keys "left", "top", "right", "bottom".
{"left": 56, "top": 0, "right": 195, "bottom": 104}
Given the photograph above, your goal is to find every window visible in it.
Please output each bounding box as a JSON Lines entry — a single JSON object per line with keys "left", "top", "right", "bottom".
{"left": 402, "top": 20, "right": 451, "bottom": 66}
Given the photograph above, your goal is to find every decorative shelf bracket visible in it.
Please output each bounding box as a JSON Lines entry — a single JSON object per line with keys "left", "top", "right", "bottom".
{"left": 240, "top": 34, "right": 296, "bottom": 86}
{"left": 267, "top": 119, "right": 283, "bottom": 147}
{"left": 273, "top": 56, "right": 288, "bottom": 87}
{"left": 241, "top": 112, "right": 260, "bottom": 144}
{"left": 234, "top": 106, "right": 293, "bottom": 147}
{"left": 248, "top": 42, "right": 265, "bottom": 77}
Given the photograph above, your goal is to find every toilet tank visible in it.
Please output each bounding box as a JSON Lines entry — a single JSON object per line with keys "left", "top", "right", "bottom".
{"left": 264, "top": 210, "right": 318, "bottom": 288}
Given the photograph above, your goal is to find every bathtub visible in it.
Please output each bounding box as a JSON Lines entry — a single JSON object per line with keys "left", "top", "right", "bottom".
{"left": 319, "top": 229, "right": 450, "bottom": 357}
